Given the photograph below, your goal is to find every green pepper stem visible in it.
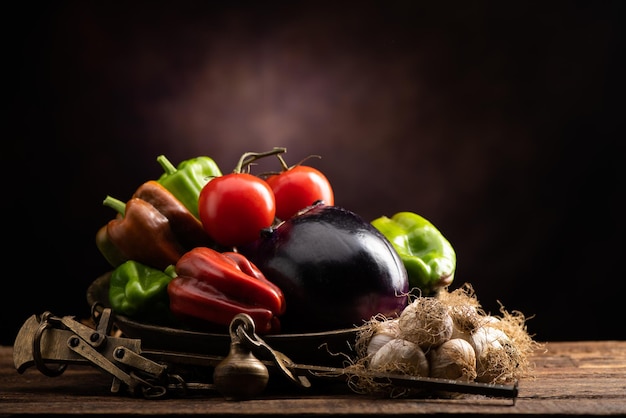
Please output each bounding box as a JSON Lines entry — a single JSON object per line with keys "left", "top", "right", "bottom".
{"left": 235, "top": 147, "right": 287, "bottom": 173}
{"left": 156, "top": 155, "right": 178, "bottom": 176}
{"left": 103, "top": 195, "right": 126, "bottom": 216}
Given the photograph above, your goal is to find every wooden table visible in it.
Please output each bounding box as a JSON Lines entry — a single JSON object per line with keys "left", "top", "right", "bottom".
{"left": 1, "top": 341, "right": 625, "bottom": 416}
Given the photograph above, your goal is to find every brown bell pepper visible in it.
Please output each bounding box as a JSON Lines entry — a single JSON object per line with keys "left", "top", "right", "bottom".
{"left": 100, "top": 195, "right": 186, "bottom": 270}
{"left": 168, "top": 247, "right": 286, "bottom": 334}
{"left": 132, "top": 180, "right": 218, "bottom": 251}
{"left": 95, "top": 214, "right": 127, "bottom": 267}
{"left": 97, "top": 180, "right": 224, "bottom": 270}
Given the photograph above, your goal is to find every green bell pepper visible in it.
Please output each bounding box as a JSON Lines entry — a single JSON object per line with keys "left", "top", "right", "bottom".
{"left": 109, "top": 260, "right": 177, "bottom": 322}
{"left": 371, "top": 211, "right": 456, "bottom": 296}
{"left": 156, "top": 154, "right": 222, "bottom": 219}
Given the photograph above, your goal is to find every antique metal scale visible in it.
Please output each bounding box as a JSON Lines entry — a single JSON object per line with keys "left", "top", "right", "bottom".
{"left": 13, "top": 307, "right": 518, "bottom": 402}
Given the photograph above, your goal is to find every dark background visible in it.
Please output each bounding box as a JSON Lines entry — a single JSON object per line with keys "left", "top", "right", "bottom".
{"left": 4, "top": 1, "right": 624, "bottom": 346}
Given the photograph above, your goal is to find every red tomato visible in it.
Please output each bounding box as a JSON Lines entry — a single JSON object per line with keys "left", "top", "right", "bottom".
{"left": 265, "top": 165, "right": 334, "bottom": 221}
{"left": 198, "top": 173, "right": 276, "bottom": 247}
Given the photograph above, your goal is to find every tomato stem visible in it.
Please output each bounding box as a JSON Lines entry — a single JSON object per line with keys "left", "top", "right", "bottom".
{"left": 295, "top": 154, "right": 322, "bottom": 167}
{"left": 275, "top": 154, "right": 290, "bottom": 171}
{"left": 235, "top": 147, "right": 287, "bottom": 173}
{"left": 276, "top": 153, "right": 322, "bottom": 172}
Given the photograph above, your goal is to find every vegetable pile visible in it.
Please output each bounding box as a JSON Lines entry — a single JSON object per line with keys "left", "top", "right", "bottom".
{"left": 95, "top": 146, "right": 538, "bottom": 391}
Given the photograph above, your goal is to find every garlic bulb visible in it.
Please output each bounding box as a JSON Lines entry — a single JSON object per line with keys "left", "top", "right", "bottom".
{"left": 470, "top": 324, "right": 518, "bottom": 383}
{"left": 428, "top": 338, "right": 477, "bottom": 381}
{"left": 470, "top": 324, "right": 509, "bottom": 357}
{"left": 374, "top": 317, "right": 401, "bottom": 338}
{"left": 360, "top": 318, "right": 401, "bottom": 356}
{"left": 448, "top": 304, "right": 482, "bottom": 335}
{"left": 369, "top": 338, "right": 429, "bottom": 377}
{"left": 367, "top": 333, "right": 396, "bottom": 356}
{"left": 398, "top": 297, "right": 453, "bottom": 349}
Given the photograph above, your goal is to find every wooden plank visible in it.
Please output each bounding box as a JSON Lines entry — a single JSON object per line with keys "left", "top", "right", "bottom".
{"left": 1, "top": 342, "right": 626, "bottom": 416}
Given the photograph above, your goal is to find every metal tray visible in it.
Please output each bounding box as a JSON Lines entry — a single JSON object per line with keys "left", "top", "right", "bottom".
{"left": 86, "top": 272, "right": 360, "bottom": 367}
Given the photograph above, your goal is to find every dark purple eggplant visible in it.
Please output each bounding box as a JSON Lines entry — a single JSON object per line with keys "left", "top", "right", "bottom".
{"left": 238, "top": 203, "right": 409, "bottom": 333}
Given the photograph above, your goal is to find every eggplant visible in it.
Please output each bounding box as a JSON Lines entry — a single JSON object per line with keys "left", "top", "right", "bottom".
{"left": 239, "top": 203, "right": 409, "bottom": 333}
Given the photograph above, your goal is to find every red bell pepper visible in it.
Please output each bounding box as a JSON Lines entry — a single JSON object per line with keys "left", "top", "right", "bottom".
{"left": 168, "top": 247, "right": 286, "bottom": 334}
{"left": 221, "top": 251, "right": 286, "bottom": 313}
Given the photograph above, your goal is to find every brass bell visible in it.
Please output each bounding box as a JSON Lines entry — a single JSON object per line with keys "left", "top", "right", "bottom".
{"left": 213, "top": 315, "right": 269, "bottom": 400}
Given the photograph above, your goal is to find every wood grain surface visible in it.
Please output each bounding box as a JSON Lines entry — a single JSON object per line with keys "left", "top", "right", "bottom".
{"left": 1, "top": 341, "right": 625, "bottom": 416}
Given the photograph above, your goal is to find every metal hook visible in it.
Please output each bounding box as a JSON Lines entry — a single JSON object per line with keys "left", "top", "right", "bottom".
{"left": 233, "top": 314, "right": 311, "bottom": 388}
{"left": 32, "top": 313, "right": 67, "bottom": 377}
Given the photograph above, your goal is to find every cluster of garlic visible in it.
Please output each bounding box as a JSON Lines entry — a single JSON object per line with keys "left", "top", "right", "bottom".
{"left": 352, "top": 284, "right": 537, "bottom": 389}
